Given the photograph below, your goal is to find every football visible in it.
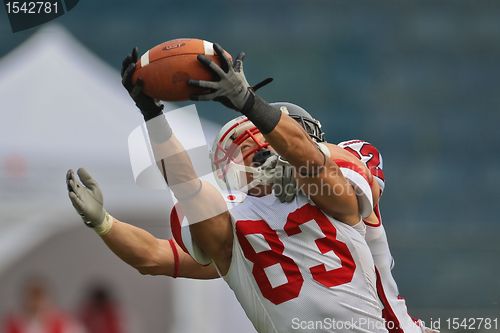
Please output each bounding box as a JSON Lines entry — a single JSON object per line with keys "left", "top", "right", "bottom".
{"left": 132, "top": 38, "right": 232, "bottom": 101}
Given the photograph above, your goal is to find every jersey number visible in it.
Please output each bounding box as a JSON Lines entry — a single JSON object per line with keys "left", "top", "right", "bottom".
{"left": 235, "top": 204, "right": 356, "bottom": 305}
{"left": 344, "top": 143, "right": 384, "bottom": 181}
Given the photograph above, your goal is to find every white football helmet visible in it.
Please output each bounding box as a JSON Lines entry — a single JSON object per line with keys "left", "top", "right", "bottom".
{"left": 210, "top": 115, "right": 277, "bottom": 193}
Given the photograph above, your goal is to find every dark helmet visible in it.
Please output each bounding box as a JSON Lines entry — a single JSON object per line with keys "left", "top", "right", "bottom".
{"left": 270, "top": 102, "right": 325, "bottom": 142}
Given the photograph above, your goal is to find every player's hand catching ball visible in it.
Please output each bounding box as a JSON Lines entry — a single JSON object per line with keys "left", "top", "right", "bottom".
{"left": 188, "top": 43, "right": 272, "bottom": 112}
{"left": 121, "top": 47, "right": 164, "bottom": 121}
{"left": 66, "top": 168, "right": 113, "bottom": 236}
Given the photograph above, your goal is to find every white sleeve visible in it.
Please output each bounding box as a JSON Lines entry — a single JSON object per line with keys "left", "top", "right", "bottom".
{"left": 367, "top": 224, "right": 423, "bottom": 333}
{"left": 337, "top": 162, "right": 373, "bottom": 218}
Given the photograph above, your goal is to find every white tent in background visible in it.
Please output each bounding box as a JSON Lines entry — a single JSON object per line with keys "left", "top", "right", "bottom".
{"left": 0, "top": 25, "right": 255, "bottom": 333}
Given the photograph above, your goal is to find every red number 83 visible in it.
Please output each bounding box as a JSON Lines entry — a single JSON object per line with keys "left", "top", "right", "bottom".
{"left": 235, "top": 204, "right": 356, "bottom": 305}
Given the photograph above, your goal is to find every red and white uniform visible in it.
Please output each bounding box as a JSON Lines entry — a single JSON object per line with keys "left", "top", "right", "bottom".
{"left": 338, "top": 140, "right": 425, "bottom": 333}
{"left": 172, "top": 191, "right": 387, "bottom": 333}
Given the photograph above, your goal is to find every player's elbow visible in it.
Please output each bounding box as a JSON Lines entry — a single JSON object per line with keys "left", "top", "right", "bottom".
{"left": 189, "top": 216, "right": 233, "bottom": 274}
{"left": 191, "top": 234, "right": 232, "bottom": 268}
{"left": 308, "top": 180, "right": 361, "bottom": 225}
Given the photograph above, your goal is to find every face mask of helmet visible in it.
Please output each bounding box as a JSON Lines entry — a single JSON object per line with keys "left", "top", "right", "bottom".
{"left": 211, "top": 116, "right": 278, "bottom": 194}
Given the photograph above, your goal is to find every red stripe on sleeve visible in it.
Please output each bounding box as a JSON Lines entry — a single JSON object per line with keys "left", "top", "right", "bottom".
{"left": 333, "top": 159, "right": 372, "bottom": 185}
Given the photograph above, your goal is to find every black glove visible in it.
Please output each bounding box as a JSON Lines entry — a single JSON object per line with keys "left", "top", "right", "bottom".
{"left": 121, "top": 47, "right": 164, "bottom": 121}
{"left": 188, "top": 43, "right": 273, "bottom": 112}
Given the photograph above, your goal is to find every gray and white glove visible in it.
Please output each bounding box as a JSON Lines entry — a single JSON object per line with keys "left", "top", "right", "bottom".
{"left": 273, "top": 158, "right": 298, "bottom": 203}
{"left": 188, "top": 43, "right": 272, "bottom": 112}
{"left": 66, "top": 168, "right": 113, "bottom": 236}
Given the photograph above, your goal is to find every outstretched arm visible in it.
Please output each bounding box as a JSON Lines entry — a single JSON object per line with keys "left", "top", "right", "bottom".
{"left": 121, "top": 48, "right": 233, "bottom": 274}
{"left": 102, "top": 218, "right": 218, "bottom": 279}
{"left": 66, "top": 168, "right": 218, "bottom": 279}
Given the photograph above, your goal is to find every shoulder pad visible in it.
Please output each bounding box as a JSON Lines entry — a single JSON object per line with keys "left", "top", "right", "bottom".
{"left": 338, "top": 140, "right": 385, "bottom": 192}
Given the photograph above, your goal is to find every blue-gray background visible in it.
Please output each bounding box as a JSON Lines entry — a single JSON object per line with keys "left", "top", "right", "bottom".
{"left": 1, "top": 0, "right": 499, "bottom": 322}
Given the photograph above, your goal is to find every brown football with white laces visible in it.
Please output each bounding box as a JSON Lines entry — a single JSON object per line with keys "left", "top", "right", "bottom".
{"left": 132, "top": 38, "right": 232, "bottom": 101}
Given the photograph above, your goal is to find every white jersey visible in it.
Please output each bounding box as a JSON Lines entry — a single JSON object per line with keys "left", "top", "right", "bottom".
{"left": 172, "top": 189, "right": 387, "bottom": 333}
{"left": 223, "top": 194, "right": 386, "bottom": 333}
{"left": 338, "top": 140, "right": 425, "bottom": 333}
